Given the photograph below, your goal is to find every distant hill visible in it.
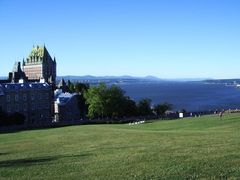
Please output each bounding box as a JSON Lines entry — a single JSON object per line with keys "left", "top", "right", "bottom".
{"left": 203, "top": 79, "right": 240, "bottom": 85}
{"left": 3, "top": 75, "right": 237, "bottom": 85}
{"left": 56, "top": 75, "right": 164, "bottom": 84}
{"left": 57, "top": 75, "right": 162, "bottom": 80}
{"left": 56, "top": 75, "right": 215, "bottom": 84}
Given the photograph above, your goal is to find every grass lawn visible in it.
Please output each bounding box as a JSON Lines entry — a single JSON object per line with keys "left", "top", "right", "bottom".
{"left": 0, "top": 113, "right": 240, "bottom": 179}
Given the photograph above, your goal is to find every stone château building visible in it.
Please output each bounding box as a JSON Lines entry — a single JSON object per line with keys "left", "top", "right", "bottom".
{"left": 0, "top": 45, "right": 57, "bottom": 127}
{"left": 22, "top": 45, "right": 56, "bottom": 85}
{"left": 0, "top": 82, "right": 52, "bottom": 125}
{"left": 0, "top": 45, "right": 81, "bottom": 127}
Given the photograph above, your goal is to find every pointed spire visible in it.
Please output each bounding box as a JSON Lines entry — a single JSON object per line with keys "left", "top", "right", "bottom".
{"left": 17, "top": 62, "right": 21, "bottom": 72}
{"left": 43, "top": 44, "right": 47, "bottom": 55}
{"left": 58, "top": 78, "right": 67, "bottom": 92}
{"left": 22, "top": 58, "right": 25, "bottom": 66}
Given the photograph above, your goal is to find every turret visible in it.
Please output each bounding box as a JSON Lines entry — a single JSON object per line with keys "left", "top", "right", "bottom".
{"left": 22, "top": 58, "right": 25, "bottom": 66}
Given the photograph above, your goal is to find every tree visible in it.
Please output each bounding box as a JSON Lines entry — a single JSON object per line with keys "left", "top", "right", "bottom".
{"left": 0, "top": 110, "right": 25, "bottom": 126}
{"left": 154, "top": 103, "right": 172, "bottom": 118}
{"left": 123, "top": 97, "right": 137, "bottom": 117}
{"left": 84, "top": 83, "right": 137, "bottom": 119}
{"left": 0, "top": 108, "right": 8, "bottom": 126}
{"left": 84, "top": 83, "right": 107, "bottom": 119}
{"left": 75, "top": 82, "right": 90, "bottom": 94}
{"left": 67, "top": 80, "right": 75, "bottom": 93}
{"left": 74, "top": 82, "right": 90, "bottom": 119}
{"left": 104, "top": 85, "right": 127, "bottom": 118}
{"left": 180, "top": 109, "right": 187, "bottom": 114}
{"left": 9, "top": 112, "right": 25, "bottom": 125}
{"left": 137, "top": 98, "right": 153, "bottom": 116}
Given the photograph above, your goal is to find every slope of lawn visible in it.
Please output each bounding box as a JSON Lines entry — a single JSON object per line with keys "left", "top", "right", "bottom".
{"left": 0, "top": 113, "right": 240, "bottom": 179}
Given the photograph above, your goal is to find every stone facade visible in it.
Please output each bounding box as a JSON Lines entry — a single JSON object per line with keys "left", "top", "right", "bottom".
{"left": 0, "top": 45, "right": 58, "bottom": 127}
{"left": 0, "top": 82, "right": 52, "bottom": 126}
{"left": 22, "top": 45, "right": 56, "bottom": 85}
{"left": 54, "top": 90, "right": 80, "bottom": 123}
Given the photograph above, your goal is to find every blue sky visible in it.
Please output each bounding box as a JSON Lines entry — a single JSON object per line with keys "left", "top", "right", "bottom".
{"left": 0, "top": 0, "right": 240, "bottom": 79}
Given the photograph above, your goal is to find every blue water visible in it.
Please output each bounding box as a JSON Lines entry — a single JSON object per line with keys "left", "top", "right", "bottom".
{"left": 118, "top": 81, "right": 240, "bottom": 112}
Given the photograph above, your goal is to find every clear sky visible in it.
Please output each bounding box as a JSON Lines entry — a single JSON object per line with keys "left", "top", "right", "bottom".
{"left": 0, "top": 0, "right": 240, "bottom": 79}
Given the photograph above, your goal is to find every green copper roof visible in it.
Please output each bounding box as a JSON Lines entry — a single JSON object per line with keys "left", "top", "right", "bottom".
{"left": 29, "top": 45, "right": 45, "bottom": 58}
{"left": 25, "top": 45, "right": 53, "bottom": 64}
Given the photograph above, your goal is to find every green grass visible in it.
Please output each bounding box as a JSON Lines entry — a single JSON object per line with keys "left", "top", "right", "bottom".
{"left": 1, "top": 114, "right": 240, "bottom": 179}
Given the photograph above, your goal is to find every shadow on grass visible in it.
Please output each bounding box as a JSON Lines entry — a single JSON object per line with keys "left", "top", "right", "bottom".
{"left": 0, "top": 153, "right": 91, "bottom": 168}
{"left": 0, "top": 152, "right": 10, "bottom": 156}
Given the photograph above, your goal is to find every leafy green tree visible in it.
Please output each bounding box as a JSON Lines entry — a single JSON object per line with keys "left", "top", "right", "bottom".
{"left": 67, "top": 80, "right": 75, "bottom": 93}
{"left": 104, "top": 85, "right": 127, "bottom": 118}
{"left": 154, "top": 103, "right": 172, "bottom": 118}
{"left": 123, "top": 97, "right": 137, "bottom": 117}
{"left": 84, "top": 83, "right": 138, "bottom": 119}
{"left": 84, "top": 83, "right": 107, "bottom": 119}
{"left": 137, "top": 98, "right": 153, "bottom": 116}
{"left": 75, "top": 83, "right": 89, "bottom": 94}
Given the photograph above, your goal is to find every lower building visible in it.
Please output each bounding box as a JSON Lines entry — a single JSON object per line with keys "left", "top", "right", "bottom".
{"left": 54, "top": 89, "right": 80, "bottom": 123}
{"left": 0, "top": 82, "right": 53, "bottom": 126}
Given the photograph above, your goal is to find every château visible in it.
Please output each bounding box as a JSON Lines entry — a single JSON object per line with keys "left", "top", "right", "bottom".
{"left": 22, "top": 45, "right": 56, "bottom": 85}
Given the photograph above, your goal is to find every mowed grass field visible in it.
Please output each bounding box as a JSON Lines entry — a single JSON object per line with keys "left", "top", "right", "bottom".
{"left": 0, "top": 114, "right": 240, "bottom": 179}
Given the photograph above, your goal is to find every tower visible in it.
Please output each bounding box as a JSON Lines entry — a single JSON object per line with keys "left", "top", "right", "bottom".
{"left": 8, "top": 61, "right": 27, "bottom": 83}
{"left": 22, "top": 45, "right": 57, "bottom": 85}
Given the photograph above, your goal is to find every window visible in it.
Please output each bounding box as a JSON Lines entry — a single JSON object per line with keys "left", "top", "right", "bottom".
{"left": 38, "top": 93, "right": 42, "bottom": 100}
{"left": 31, "top": 93, "right": 35, "bottom": 101}
{"left": 45, "top": 93, "right": 49, "bottom": 100}
{"left": 15, "top": 94, "right": 19, "bottom": 102}
{"left": 23, "top": 94, "right": 27, "bottom": 101}
{"left": 7, "top": 95, "right": 10, "bottom": 102}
